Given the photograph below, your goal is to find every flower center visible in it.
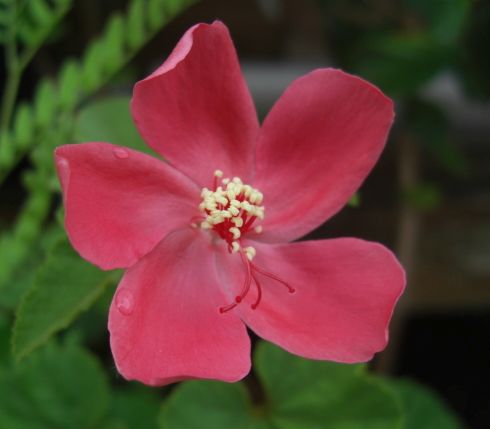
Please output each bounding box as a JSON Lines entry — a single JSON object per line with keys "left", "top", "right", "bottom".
{"left": 197, "top": 170, "right": 264, "bottom": 260}
{"left": 194, "top": 170, "right": 295, "bottom": 313}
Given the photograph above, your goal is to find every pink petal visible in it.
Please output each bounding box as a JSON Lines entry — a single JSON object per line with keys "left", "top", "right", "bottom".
{"left": 254, "top": 69, "right": 394, "bottom": 243}
{"left": 108, "top": 228, "right": 251, "bottom": 386}
{"left": 131, "top": 21, "right": 259, "bottom": 187}
{"left": 55, "top": 142, "right": 199, "bottom": 270}
{"left": 216, "top": 238, "right": 405, "bottom": 363}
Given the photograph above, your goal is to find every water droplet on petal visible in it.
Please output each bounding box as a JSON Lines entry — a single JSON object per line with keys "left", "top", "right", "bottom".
{"left": 113, "top": 148, "right": 129, "bottom": 159}
{"left": 115, "top": 288, "right": 134, "bottom": 315}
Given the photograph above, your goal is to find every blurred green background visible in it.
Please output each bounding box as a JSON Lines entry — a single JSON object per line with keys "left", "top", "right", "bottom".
{"left": 0, "top": 0, "right": 489, "bottom": 428}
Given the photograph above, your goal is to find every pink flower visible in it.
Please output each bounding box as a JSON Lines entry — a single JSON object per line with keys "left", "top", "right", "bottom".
{"left": 55, "top": 21, "right": 405, "bottom": 386}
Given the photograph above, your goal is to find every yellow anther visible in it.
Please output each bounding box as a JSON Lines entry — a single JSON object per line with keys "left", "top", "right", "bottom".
{"left": 216, "top": 196, "right": 228, "bottom": 205}
{"left": 232, "top": 217, "right": 244, "bottom": 227}
{"left": 199, "top": 170, "right": 265, "bottom": 245}
{"left": 227, "top": 189, "right": 237, "bottom": 200}
{"left": 229, "top": 227, "right": 241, "bottom": 240}
{"left": 229, "top": 206, "right": 240, "bottom": 216}
{"left": 244, "top": 246, "right": 256, "bottom": 261}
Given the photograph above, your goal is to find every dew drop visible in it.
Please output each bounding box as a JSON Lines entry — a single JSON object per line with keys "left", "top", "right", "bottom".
{"left": 115, "top": 288, "right": 134, "bottom": 316}
{"left": 113, "top": 148, "right": 129, "bottom": 159}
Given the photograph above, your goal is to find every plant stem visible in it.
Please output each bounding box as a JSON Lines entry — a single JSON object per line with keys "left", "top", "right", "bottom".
{"left": 0, "top": 70, "right": 21, "bottom": 130}
{"left": 1, "top": 0, "right": 21, "bottom": 131}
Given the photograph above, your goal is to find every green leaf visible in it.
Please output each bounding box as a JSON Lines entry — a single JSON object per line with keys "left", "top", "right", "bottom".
{"left": 111, "top": 386, "right": 164, "bottom": 429}
{"left": 0, "top": 225, "right": 64, "bottom": 311}
{"left": 34, "top": 79, "right": 57, "bottom": 127}
{"left": 387, "top": 379, "right": 463, "bottom": 429}
{"left": 353, "top": 34, "right": 452, "bottom": 96}
{"left": 58, "top": 60, "right": 81, "bottom": 109}
{"left": 29, "top": 0, "right": 52, "bottom": 27}
{"left": 256, "top": 342, "right": 402, "bottom": 429}
{"left": 12, "top": 239, "right": 114, "bottom": 361}
{"left": 160, "top": 381, "right": 265, "bottom": 429}
{"left": 406, "top": 0, "right": 470, "bottom": 43}
{"left": 76, "top": 96, "right": 155, "bottom": 155}
{"left": 127, "top": 0, "right": 145, "bottom": 49}
{"left": 82, "top": 39, "right": 105, "bottom": 91}
{"left": 148, "top": 0, "right": 165, "bottom": 30}
{"left": 160, "top": 342, "right": 402, "bottom": 429}
{"left": 17, "top": 0, "right": 72, "bottom": 54}
{"left": 0, "top": 314, "right": 10, "bottom": 372}
{"left": 13, "top": 103, "right": 34, "bottom": 148}
{"left": 103, "top": 14, "right": 125, "bottom": 70}
{"left": 0, "top": 342, "right": 110, "bottom": 429}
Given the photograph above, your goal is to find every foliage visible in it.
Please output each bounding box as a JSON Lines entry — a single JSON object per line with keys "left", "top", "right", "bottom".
{"left": 0, "top": 341, "right": 110, "bottom": 429}
{"left": 160, "top": 343, "right": 463, "bottom": 429}
{"left": 12, "top": 239, "right": 118, "bottom": 361}
{"left": 0, "top": 0, "right": 196, "bottom": 294}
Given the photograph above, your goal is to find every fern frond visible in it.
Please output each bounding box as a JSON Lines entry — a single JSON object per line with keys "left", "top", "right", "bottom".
{"left": 0, "top": 0, "right": 197, "bottom": 290}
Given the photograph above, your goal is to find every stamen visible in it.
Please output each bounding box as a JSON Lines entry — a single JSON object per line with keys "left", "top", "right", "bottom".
{"left": 250, "top": 272, "right": 262, "bottom": 309}
{"left": 219, "top": 248, "right": 252, "bottom": 313}
{"left": 213, "top": 170, "right": 223, "bottom": 190}
{"left": 252, "top": 264, "right": 296, "bottom": 294}
{"left": 219, "top": 301, "right": 238, "bottom": 313}
{"left": 199, "top": 169, "right": 295, "bottom": 313}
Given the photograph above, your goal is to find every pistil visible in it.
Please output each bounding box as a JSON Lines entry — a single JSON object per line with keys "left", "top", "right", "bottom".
{"left": 197, "top": 170, "right": 295, "bottom": 313}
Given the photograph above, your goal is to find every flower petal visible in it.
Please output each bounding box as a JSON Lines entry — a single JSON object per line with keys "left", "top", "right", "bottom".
{"left": 254, "top": 69, "right": 394, "bottom": 242}
{"left": 131, "top": 21, "right": 259, "bottom": 187}
{"left": 216, "top": 238, "right": 405, "bottom": 363}
{"left": 55, "top": 142, "right": 199, "bottom": 270}
{"left": 108, "top": 228, "right": 251, "bottom": 386}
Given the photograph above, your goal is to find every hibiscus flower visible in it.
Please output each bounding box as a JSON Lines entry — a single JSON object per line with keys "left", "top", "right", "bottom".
{"left": 55, "top": 21, "right": 405, "bottom": 386}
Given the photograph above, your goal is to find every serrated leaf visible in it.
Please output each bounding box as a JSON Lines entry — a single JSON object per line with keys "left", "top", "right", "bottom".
{"left": 0, "top": 225, "right": 63, "bottom": 311}
{"left": 386, "top": 379, "right": 463, "bottom": 429}
{"left": 0, "top": 342, "right": 110, "bottom": 429}
{"left": 12, "top": 240, "right": 114, "bottom": 361}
